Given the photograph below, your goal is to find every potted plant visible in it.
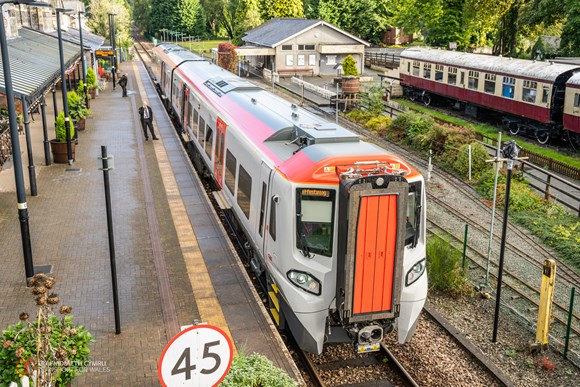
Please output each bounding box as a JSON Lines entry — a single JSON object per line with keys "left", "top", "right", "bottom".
{"left": 77, "top": 80, "right": 90, "bottom": 108}
{"left": 86, "top": 68, "right": 98, "bottom": 99}
{"left": 341, "top": 54, "right": 360, "bottom": 93}
{"left": 68, "top": 91, "right": 91, "bottom": 131}
{"left": 50, "top": 111, "right": 76, "bottom": 163}
{"left": 0, "top": 274, "right": 93, "bottom": 387}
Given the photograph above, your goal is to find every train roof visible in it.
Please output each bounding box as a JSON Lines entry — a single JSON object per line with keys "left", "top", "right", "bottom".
{"left": 401, "top": 47, "right": 579, "bottom": 82}
{"left": 567, "top": 72, "right": 580, "bottom": 87}
{"left": 155, "top": 44, "right": 420, "bottom": 182}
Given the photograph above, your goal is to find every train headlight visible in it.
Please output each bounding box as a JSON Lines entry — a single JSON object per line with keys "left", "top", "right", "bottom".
{"left": 405, "top": 259, "right": 426, "bottom": 286}
{"left": 287, "top": 270, "right": 321, "bottom": 295}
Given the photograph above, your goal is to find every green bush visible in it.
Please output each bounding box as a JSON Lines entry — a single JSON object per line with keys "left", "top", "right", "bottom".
{"left": 68, "top": 91, "right": 91, "bottom": 120}
{"left": 427, "top": 235, "right": 468, "bottom": 296}
{"left": 346, "top": 109, "right": 374, "bottom": 124}
{"left": 221, "top": 353, "right": 297, "bottom": 387}
{"left": 86, "top": 68, "right": 97, "bottom": 90}
{"left": 55, "top": 111, "right": 75, "bottom": 142}
{"left": 342, "top": 54, "right": 358, "bottom": 77}
{"left": 365, "top": 115, "right": 392, "bottom": 137}
{"left": 389, "top": 111, "right": 434, "bottom": 148}
{"left": 362, "top": 85, "right": 385, "bottom": 116}
{"left": 452, "top": 142, "right": 491, "bottom": 180}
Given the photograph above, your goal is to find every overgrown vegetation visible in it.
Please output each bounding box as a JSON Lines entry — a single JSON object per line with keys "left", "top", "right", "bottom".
{"left": 221, "top": 352, "right": 297, "bottom": 387}
{"left": 426, "top": 235, "right": 468, "bottom": 296}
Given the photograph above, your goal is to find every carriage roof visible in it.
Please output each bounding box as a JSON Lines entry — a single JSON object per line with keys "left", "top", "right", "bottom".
{"left": 401, "top": 47, "right": 579, "bottom": 82}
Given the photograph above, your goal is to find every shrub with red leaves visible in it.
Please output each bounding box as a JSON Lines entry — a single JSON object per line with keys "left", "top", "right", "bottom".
{"left": 218, "top": 42, "right": 238, "bottom": 73}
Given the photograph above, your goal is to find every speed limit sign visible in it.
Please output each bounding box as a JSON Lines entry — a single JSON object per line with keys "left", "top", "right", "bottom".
{"left": 158, "top": 325, "right": 233, "bottom": 386}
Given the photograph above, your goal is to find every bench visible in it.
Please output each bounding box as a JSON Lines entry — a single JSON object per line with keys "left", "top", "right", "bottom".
{"left": 277, "top": 68, "right": 314, "bottom": 77}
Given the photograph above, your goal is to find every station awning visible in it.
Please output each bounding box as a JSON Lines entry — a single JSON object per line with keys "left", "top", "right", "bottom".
{"left": 0, "top": 28, "right": 81, "bottom": 106}
{"left": 236, "top": 46, "right": 275, "bottom": 56}
{"left": 41, "top": 26, "right": 106, "bottom": 52}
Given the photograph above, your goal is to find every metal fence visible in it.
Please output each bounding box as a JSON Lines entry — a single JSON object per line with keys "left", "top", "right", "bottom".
{"left": 364, "top": 52, "right": 400, "bottom": 69}
{"left": 0, "top": 124, "right": 12, "bottom": 170}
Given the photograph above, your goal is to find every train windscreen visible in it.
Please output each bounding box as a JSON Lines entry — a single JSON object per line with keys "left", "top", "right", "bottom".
{"left": 296, "top": 188, "right": 336, "bottom": 257}
{"left": 405, "top": 182, "right": 422, "bottom": 247}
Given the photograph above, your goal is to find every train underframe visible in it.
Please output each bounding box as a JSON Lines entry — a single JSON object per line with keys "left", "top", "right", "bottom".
{"left": 403, "top": 86, "right": 576, "bottom": 146}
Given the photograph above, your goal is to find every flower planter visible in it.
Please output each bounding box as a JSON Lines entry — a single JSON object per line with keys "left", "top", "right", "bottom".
{"left": 50, "top": 139, "right": 76, "bottom": 164}
{"left": 342, "top": 77, "right": 360, "bottom": 93}
{"left": 76, "top": 118, "right": 86, "bottom": 131}
{"left": 88, "top": 88, "right": 96, "bottom": 99}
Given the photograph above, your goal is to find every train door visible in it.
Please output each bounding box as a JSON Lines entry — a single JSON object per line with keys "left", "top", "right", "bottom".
{"left": 257, "top": 161, "right": 272, "bottom": 254}
{"left": 182, "top": 86, "right": 189, "bottom": 132}
{"left": 213, "top": 117, "right": 227, "bottom": 188}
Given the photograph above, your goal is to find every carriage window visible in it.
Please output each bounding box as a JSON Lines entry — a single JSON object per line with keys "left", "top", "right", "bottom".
{"left": 575, "top": 93, "right": 580, "bottom": 108}
{"left": 448, "top": 67, "right": 457, "bottom": 85}
{"left": 423, "top": 63, "right": 432, "bottom": 79}
{"left": 259, "top": 183, "right": 267, "bottom": 237}
{"left": 187, "top": 102, "right": 193, "bottom": 128}
{"left": 225, "top": 150, "right": 236, "bottom": 194}
{"left": 296, "top": 188, "right": 335, "bottom": 257}
{"left": 269, "top": 196, "right": 277, "bottom": 241}
{"left": 522, "top": 80, "right": 537, "bottom": 103}
{"left": 198, "top": 117, "right": 206, "bottom": 143}
{"left": 542, "top": 86, "right": 550, "bottom": 104}
{"left": 237, "top": 165, "right": 252, "bottom": 219}
{"left": 193, "top": 109, "right": 199, "bottom": 138}
{"left": 412, "top": 61, "right": 420, "bottom": 76}
{"left": 407, "top": 61, "right": 410, "bottom": 73}
{"left": 502, "top": 77, "right": 515, "bottom": 98}
{"left": 468, "top": 70, "right": 479, "bottom": 90}
{"left": 435, "top": 65, "right": 444, "bottom": 81}
{"left": 484, "top": 74, "right": 496, "bottom": 94}
{"left": 205, "top": 124, "right": 213, "bottom": 158}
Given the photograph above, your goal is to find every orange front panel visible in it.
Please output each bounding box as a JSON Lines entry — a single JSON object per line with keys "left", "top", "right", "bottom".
{"left": 353, "top": 195, "right": 397, "bottom": 315}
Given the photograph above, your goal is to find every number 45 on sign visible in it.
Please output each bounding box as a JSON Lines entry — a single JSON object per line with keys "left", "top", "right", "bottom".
{"left": 158, "top": 325, "right": 233, "bottom": 386}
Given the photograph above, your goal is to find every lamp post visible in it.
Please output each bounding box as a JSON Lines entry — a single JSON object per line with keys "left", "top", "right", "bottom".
{"left": 108, "top": 13, "right": 116, "bottom": 89}
{"left": 56, "top": 7, "right": 74, "bottom": 164}
{"left": 78, "top": 11, "right": 88, "bottom": 108}
{"left": 0, "top": 0, "right": 49, "bottom": 282}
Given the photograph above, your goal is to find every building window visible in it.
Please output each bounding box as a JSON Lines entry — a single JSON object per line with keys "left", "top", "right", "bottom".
{"left": 225, "top": 150, "right": 236, "bottom": 194}
{"left": 522, "top": 80, "right": 538, "bottom": 103}
{"left": 298, "top": 44, "right": 304, "bottom": 50}
{"left": 412, "top": 61, "right": 420, "bottom": 76}
{"left": 542, "top": 86, "right": 550, "bottom": 104}
{"left": 308, "top": 54, "right": 316, "bottom": 66}
{"left": 484, "top": 73, "right": 496, "bottom": 94}
{"left": 326, "top": 55, "right": 336, "bottom": 65}
{"left": 468, "top": 70, "right": 479, "bottom": 90}
{"left": 435, "top": 64, "right": 444, "bottom": 81}
{"left": 305, "top": 44, "right": 315, "bottom": 50}
{"left": 423, "top": 63, "right": 432, "bottom": 79}
{"left": 448, "top": 67, "right": 457, "bottom": 85}
{"left": 237, "top": 165, "right": 252, "bottom": 219}
{"left": 281, "top": 45, "right": 292, "bottom": 51}
{"left": 286, "top": 54, "right": 293, "bottom": 66}
{"left": 297, "top": 54, "right": 305, "bottom": 66}
{"left": 502, "top": 77, "right": 515, "bottom": 98}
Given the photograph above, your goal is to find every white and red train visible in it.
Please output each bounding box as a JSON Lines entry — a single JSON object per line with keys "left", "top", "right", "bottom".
{"left": 400, "top": 47, "right": 580, "bottom": 145}
{"left": 151, "top": 43, "right": 427, "bottom": 355}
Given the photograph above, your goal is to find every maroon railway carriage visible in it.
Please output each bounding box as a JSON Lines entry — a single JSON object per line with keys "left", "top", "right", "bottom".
{"left": 400, "top": 47, "right": 580, "bottom": 144}
{"left": 564, "top": 72, "right": 580, "bottom": 140}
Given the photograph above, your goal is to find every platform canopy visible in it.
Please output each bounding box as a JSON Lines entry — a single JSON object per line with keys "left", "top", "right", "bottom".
{"left": 0, "top": 27, "right": 81, "bottom": 106}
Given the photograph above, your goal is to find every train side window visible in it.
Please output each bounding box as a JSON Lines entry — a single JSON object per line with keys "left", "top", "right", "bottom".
{"left": 199, "top": 117, "right": 206, "bottom": 144}
{"left": 193, "top": 109, "right": 199, "bottom": 138}
{"left": 522, "top": 80, "right": 537, "bottom": 103}
{"left": 205, "top": 124, "right": 213, "bottom": 158}
{"left": 575, "top": 93, "right": 580, "bottom": 108}
{"left": 237, "top": 165, "right": 252, "bottom": 219}
{"left": 435, "top": 65, "right": 444, "bottom": 81}
{"left": 423, "top": 63, "right": 431, "bottom": 79}
{"left": 542, "top": 86, "right": 550, "bottom": 104}
{"left": 412, "top": 61, "right": 420, "bottom": 76}
{"left": 502, "top": 77, "right": 515, "bottom": 99}
{"left": 484, "top": 73, "right": 496, "bottom": 94}
{"left": 460, "top": 72, "right": 465, "bottom": 86}
{"left": 468, "top": 70, "right": 479, "bottom": 90}
{"left": 407, "top": 61, "right": 410, "bottom": 74}
{"left": 448, "top": 67, "right": 457, "bottom": 85}
{"left": 269, "top": 196, "right": 277, "bottom": 241}
{"left": 187, "top": 102, "right": 193, "bottom": 128}
{"left": 225, "top": 150, "right": 236, "bottom": 194}
{"left": 259, "top": 183, "right": 267, "bottom": 237}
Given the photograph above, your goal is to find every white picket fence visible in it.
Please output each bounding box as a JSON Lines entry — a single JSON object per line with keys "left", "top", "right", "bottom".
{"left": 290, "top": 77, "right": 337, "bottom": 99}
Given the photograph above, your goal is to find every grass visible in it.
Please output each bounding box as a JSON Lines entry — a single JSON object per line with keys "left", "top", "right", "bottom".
{"left": 426, "top": 235, "right": 468, "bottom": 296}
{"left": 394, "top": 99, "right": 580, "bottom": 170}
{"left": 178, "top": 39, "right": 229, "bottom": 54}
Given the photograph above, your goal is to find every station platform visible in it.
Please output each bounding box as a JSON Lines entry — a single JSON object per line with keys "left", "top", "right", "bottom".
{"left": 0, "top": 57, "right": 301, "bottom": 385}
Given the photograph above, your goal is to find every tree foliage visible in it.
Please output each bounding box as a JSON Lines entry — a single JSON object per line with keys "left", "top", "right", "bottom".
{"left": 87, "top": 0, "right": 132, "bottom": 42}
{"left": 259, "top": 0, "right": 304, "bottom": 20}
{"left": 218, "top": 42, "right": 238, "bottom": 73}
{"left": 342, "top": 55, "right": 358, "bottom": 76}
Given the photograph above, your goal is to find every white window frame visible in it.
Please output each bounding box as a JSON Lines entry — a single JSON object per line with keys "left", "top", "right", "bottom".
{"left": 297, "top": 54, "right": 305, "bottom": 66}
{"left": 326, "top": 55, "right": 336, "bottom": 65}
{"left": 286, "top": 54, "right": 294, "bottom": 66}
{"left": 309, "top": 54, "right": 316, "bottom": 66}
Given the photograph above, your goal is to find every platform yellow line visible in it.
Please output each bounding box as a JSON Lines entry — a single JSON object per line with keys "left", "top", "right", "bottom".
{"left": 132, "top": 61, "right": 235, "bottom": 353}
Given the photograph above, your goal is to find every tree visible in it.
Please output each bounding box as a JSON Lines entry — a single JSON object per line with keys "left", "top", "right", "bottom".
{"left": 201, "top": 0, "right": 237, "bottom": 38}
{"left": 233, "top": 0, "right": 262, "bottom": 44}
{"left": 259, "top": 0, "right": 304, "bottom": 20}
{"left": 218, "top": 42, "right": 238, "bottom": 73}
{"left": 559, "top": 0, "right": 580, "bottom": 56}
{"left": 424, "top": 0, "right": 468, "bottom": 48}
{"left": 178, "top": 0, "right": 203, "bottom": 35}
{"left": 318, "top": 0, "right": 392, "bottom": 44}
{"left": 303, "top": 0, "right": 320, "bottom": 19}
{"left": 87, "top": 0, "right": 132, "bottom": 42}
{"left": 342, "top": 55, "right": 358, "bottom": 76}
{"left": 149, "top": 0, "right": 180, "bottom": 35}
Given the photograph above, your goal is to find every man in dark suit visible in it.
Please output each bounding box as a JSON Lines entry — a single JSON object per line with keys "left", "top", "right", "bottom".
{"left": 138, "top": 101, "right": 158, "bottom": 141}
{"left": 119, "top": 73, "right": 128, "bottom": 97}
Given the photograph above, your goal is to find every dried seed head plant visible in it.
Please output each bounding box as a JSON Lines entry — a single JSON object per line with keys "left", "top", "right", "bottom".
{"left": 0, "top": 274, "right": 93, "bottom": 386}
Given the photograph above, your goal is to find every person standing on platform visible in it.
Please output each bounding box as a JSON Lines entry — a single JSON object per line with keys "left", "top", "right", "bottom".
{"left": 119, "top": 73, "right": 128, "bottom": 97}
{"left": 138, "top": 101, "right": 158, "bottom": 141}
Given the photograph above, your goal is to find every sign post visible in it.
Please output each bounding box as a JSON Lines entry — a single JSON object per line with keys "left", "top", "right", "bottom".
{"left": 158, "top": 325, "right": 233, "bottom": 387}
